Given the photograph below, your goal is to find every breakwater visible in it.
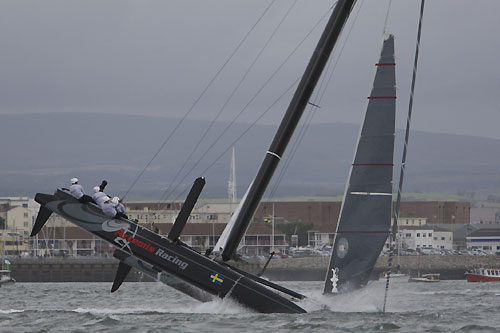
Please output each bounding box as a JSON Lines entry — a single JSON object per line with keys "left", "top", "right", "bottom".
{"left": 9, "top": 257, "right": 140, "bottom": 283}
{"left": 263, "top": 255, "right": 500, "bottom": 281}
{"left": 8, "top": 255, "right": 500, "bottom": 282}
{"left": 8, "top": 257, "right": 260, "bottom": 283}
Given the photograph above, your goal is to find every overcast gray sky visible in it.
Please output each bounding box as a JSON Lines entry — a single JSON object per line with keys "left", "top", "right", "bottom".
{"left": 1, "top": 0, "right": 499, "bottom": 139}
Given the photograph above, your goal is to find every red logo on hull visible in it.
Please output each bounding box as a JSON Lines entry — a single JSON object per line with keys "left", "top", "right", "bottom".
{"left": 114, "top": 229, "right": 155, "bottom": 253}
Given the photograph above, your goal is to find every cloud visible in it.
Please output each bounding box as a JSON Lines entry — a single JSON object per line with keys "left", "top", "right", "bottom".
{"left": 0, "top": 0, "right": 499, "bottom": 139}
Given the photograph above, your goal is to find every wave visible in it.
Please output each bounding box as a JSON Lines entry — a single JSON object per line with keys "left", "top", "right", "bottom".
{"left": 71, "top": 298, "right": 252, "bottom": 316}
{"left": 0, "top": 309, "right": 24, "bottom": 314}
{"left": 83, "top": 315, "right": 121, "bottom": 327}
{"left": 302, "top": 285, "right": 385, "bottom": 313}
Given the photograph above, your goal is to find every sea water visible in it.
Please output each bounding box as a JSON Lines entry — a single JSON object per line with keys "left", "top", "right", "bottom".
{"left": 1, "top": 280, "right": 499, "bottom": 332}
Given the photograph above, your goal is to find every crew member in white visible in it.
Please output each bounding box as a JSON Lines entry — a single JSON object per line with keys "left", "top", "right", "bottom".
{"left": 92, "top": 186, "right": 108, "bottom": 207}
{"left": 101, "top": 197, "right": 118, "bottom": 218}
{"left": 69, "top": 178, "right": 95, "bottom": 204}
{"left": 112, "top": 197, "right": 128, "bottom": 219}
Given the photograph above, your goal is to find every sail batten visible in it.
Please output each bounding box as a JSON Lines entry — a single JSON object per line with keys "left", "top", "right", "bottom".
{"left": 323, "top": 34, "right": 396, "bottom": 294}
{"left": 350, "top": 192, "right": 392, "bottom": 196}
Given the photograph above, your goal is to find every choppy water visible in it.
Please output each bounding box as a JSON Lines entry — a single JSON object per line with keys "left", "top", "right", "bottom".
{"left": 1, "top": 280, "right": 500, "bottom": 332}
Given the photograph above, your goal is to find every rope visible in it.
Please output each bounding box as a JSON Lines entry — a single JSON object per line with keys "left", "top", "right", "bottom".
{"left": 268, "top": 0, "right": 365, "bottom": 199}
{"left": 382, "top": 0, "right": 425, "bottom": 313}
{"left": 169, "top": 77, "right": 300, "bottom": 205}
{"left": 382, "top": 0, "right": 393, "bottom": 34}
{"left": 152, "top": 0, "right": 299, "bottom": 209}
{"left": 120, "top": 0, "right": 278, "bottom": 200}
{"left": 152, "top": 4, "right": 336, "bottom": 210}
{"left": 163, "top": 77, "right": 301, "bottom": 206}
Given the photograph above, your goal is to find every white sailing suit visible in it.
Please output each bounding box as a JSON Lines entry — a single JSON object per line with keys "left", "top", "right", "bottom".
{"left": 116, "top": 203, "right": 126, "bottom": 214}
{"left": 69, "top": 184, "right": 85, "bottom": 199}
{"left": 93, "top": 192, "right": 107, "bottom": 207}
{"left": 102, "top": 202, "right": 117, "bottom": 218}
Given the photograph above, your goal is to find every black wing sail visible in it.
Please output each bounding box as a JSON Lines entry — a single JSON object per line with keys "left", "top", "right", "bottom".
{"left": 324, "top": 34, "right": 396, "bottom": 293}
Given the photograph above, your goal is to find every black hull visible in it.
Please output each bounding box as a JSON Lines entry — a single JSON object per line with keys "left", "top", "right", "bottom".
{"left": 34, "top": 190, "right": 305, "bottom": 314}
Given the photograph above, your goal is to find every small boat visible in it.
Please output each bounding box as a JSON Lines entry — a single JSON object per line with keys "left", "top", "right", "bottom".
{"left": 0, "top": 269, "right": 16, "bottom": 287}
{"left": 382, "top": 272, "right": 409, "bottom": 282}
{"left": 0, "top": 260, "right": 16, "bottom": 287}
{"left": 409, "top": 273, "right": 440, "bottom": 283}
{"left": 465, "top": 264, "right": 500, "bottom": 282}
{"left": 0, "top": 258, "right": 16, "bottom": 287}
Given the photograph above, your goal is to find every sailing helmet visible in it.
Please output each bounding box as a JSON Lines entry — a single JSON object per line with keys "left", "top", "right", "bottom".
{"left": 71, "top": 178, "right": 78, "bottom": 184}
{"left": 112, "top": 197, "right": 119, "bottom": 205}
{"left": 93, "top": 186, "right": 100, "bottom": 193}
{"left": 103, "top": 196, "right": 110, "bottom": 202}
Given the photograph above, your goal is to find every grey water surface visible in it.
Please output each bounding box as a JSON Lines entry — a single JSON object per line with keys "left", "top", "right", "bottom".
{"left": 1, "top": 280, "right": 499, "bottom": 332}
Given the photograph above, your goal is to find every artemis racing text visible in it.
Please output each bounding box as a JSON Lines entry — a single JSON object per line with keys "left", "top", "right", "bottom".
{"left": 155, "top": 248, "right": 189, "bottom": 270}
{"left": 114, "top": 229, "right": 155, "bottom": 253}
{"left": 113, "top": 229, "right": 188, "bottom": 270}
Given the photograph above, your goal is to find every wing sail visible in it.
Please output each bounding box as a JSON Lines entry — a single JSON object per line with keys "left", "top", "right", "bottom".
{"left": 324, "top": 34, "right": 396, "bottom": 293}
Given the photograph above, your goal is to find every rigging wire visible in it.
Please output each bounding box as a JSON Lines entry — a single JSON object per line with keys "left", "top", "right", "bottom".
{"left": 198, "top": 78, "right": 300, "bottom": 183}
{"left": 382, "top": 0, "right": 393, "bottom": 35}
{"left": 161, "top": 0, "right": 357, "bottom": 215}
{"left": 268, "top": 0, "right": 365, "bottom": 199}
{"left": 157, "top": 77, "right": 301, "bottom": 208}
{"left": 167, "top": 77, "right": 301, "bottom": 206}
{"left": 382, "top": 0, "right": 426, "bottom": 313}
{"left": 168, "top": 77, "right": 300, "bottom": 205}
{"left": 160, "top": 5, "right": 333, "bottom": 206}
{"left": 154, "top": 4, "right": 336, "bottom": 209}
{"left": 119, "top": 0, "right": 278, "bottom": 200}
{"left": 153, "top": 0, "right": 300, "bottom": 208}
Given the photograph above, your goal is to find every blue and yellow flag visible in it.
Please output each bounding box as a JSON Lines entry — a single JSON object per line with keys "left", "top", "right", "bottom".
{"left": 210, "top": 273, "right": 224, "bottom": 286}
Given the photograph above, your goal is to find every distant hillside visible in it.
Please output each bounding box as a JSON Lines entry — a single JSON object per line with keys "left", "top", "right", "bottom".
{"left": 1, "top": 113, "right": 500, "bottom": 199}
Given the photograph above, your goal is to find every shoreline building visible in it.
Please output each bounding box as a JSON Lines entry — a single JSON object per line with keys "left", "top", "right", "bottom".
{"left": 0, "top": 203, "right": 33, "bottom": 255}
{"left": 14, "top": 198, "right": 471, "bottom": 257}
{"left": 397, "top": 226, "right": 453, "bottom": 251}
{"left": 466, "top": 228, "right": 500, "bottom": 254}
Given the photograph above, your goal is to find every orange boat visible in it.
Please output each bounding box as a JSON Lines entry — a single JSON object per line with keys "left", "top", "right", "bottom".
{"left": 465, "top": 264, "right": 500, "bottom": 282}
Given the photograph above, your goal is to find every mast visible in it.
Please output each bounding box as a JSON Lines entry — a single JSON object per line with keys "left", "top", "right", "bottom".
{"left": 220, "top": 0, "right": 358, "bottom": 261}
{"left": 1, "top": 228, "right": 4, "bottom": 270}
{"left": 382, "top": 0, "right": 426, "bottom": 313}
{"left": 228, "top": 147, "right": 237, "bottom": 204}
{"left": 271, "top": 203, "right": 275, "bottom": 253}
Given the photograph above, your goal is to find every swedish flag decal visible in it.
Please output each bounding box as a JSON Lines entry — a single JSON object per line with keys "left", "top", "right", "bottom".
{"left": 210, "top": 273, "right": 224, "bottom": 286}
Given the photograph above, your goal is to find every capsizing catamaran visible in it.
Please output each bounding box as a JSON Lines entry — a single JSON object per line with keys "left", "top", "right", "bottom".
{"left": 32, "top": 179, "right": 305, "bottom": 313}
{"left": 31, "top": 0, "right": 395, "bottom": 313}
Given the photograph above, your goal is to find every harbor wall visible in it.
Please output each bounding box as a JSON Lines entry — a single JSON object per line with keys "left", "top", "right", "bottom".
{"left": 8, "top": 255, "right": 500, "bottom": 282}
{"left": 9, "top": 257, "right": 142, "bottom": 283}
{"left": 263, "top": 255, "right": 500, "bottom": 281}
